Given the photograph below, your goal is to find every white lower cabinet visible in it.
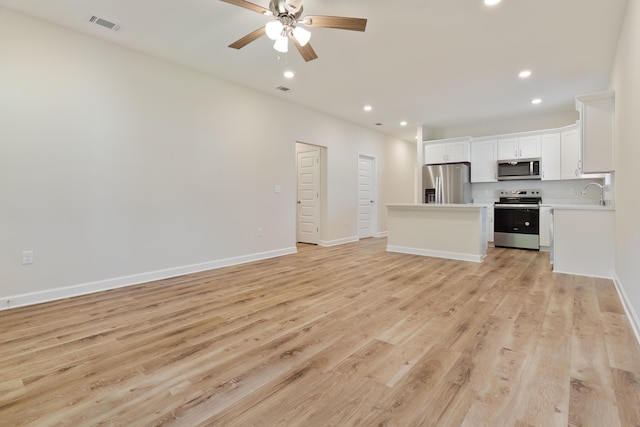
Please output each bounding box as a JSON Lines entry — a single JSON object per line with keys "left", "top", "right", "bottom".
{"left": 552, "top": 208, "right": 615, "bottom": 278}
{"left": 487, "top": 205, "right": 494, "bottom": 243}
{"left": 539, "top": 207, "right": 551, "bottom": 247}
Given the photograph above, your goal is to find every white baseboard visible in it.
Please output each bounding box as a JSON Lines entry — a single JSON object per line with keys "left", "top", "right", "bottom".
{"left": 612, "top": 273, "right": 640, "bottom": 347}
{"left": 374, "top": 231, "right": 388, "bottom": 238}
{"left": 1, "top": 247, "right": 297, "bottom": 311}
{"left": 318, "top": 236, "right": 359, "bottom": 247}
{"left": 386, "top": 245, "right": 484, "bottom": 263}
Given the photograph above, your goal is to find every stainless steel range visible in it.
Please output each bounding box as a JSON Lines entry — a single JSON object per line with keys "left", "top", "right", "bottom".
{"left": 494, "top": 189, "right": 542, "bottom": 250}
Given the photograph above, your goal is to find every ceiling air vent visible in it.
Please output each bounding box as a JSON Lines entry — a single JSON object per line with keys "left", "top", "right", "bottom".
{"left": 276, "top": 86, "right": 292, "bottom": 92}
{"left": 89, "top": 16, "right": 122, "bottom": 31}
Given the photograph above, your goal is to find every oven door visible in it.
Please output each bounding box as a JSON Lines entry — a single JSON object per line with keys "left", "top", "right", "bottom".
{"left": 494, "top": 204, "right": 540, "bottom": 249}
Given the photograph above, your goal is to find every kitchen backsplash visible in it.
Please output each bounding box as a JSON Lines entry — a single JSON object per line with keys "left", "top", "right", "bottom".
{"left": 471, "top": 176, "right": 610, "bottom": 204}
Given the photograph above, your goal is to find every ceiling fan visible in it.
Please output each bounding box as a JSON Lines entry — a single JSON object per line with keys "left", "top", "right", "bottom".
{"left": 219, "top": 0, "right": 367, "bottom": 62}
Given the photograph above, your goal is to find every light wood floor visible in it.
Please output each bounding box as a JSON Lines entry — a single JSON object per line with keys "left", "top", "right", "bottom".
{"left": 1, "top": 238, "right": 640, "bottom": 426}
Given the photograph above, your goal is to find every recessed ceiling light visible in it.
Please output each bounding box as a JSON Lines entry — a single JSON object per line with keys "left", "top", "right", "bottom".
{"left": 484, "top": 0, "right": 501, "bottom": 5}
{"left": 519, "top": 70, "right": 532, "bottom": 78}
{"left": 400, "top": 121, "right": 408, "bottom": 126}
{"left": 364, "top": 105, "right": 372, "bottom": 112}
{"left": 283, "top": 70, "right": 295, "bottom": 79}
{"left": 532, "top": 98, "right": 542, "bottom": 105}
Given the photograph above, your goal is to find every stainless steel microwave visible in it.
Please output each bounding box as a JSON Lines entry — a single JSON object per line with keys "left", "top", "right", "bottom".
{"left": 497, "top": 158, "right": 541, "bottom": 181}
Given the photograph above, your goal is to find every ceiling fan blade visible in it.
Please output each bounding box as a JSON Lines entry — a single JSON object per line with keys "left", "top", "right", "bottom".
{"left": 303, "top": 15, "right": 367, "bottom": 32}
{"left": 219, "top": 0, "right": 269, "bottom": 15}
{"left": 291, "top": 37, "right": 318, "bottom": 62}
{"left": 229, "top": 27, "right": 266, "bottom": 49}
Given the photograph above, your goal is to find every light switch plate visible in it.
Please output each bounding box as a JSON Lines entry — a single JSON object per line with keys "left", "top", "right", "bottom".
{"left": 22, "top": 250, "right": 34, "bottom": 265}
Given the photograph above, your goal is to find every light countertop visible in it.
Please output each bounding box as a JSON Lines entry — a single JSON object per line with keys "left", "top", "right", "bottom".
{"left": 540, "top": 203, "right": 615, "bottom": 211}
{"left": 387, "top": 203, "right": 488, "bottom": 210}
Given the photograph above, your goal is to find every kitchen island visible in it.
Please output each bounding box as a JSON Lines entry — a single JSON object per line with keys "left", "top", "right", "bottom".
{"left": 386, "top": 204, "right": 488, "bottom": 262}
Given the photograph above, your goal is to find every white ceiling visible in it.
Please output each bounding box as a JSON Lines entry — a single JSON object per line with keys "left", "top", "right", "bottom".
{"left": 0, "top": 0, "right": 629, "bottom": 141}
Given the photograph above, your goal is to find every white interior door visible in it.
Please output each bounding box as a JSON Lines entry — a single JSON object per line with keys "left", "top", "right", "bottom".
{"left": 358, "top": 155, "right": 376, "bottom": 239}
{"left": 297, "top": 148, "right": 320, "bottom": 244}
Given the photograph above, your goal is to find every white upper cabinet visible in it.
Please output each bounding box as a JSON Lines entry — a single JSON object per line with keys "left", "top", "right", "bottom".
{"left": 576, "top": 91, "right": 615, "bottom": 173}
{"left": 518, "top": 135, "right": 542, "bottom": 158}
{"left": 560, "top": 127, "right": 581, "bottom": 179}
{"left": 497, "top": 137, "right": 518, "bottom": 160}
{"left": 540, "top": 133, "right": 561, "bottom": 181}
{"left": 424, "top": 138, "right": 471, "bottom": 164}
{"left": 497, "top": 135, "right": 541, "bottom": 160}
{"left": 470, "top": 139, "right": 497, "bottom": 183}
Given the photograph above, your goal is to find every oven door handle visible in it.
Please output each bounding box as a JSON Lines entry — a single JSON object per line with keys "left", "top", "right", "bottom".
{"left": 494, "top": 204, "right": 540, "bottom": 209}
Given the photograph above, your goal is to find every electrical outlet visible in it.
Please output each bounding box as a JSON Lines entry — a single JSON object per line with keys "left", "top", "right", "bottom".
{"left": 274, "top": 185, "right": 281, "bottom": 194}
{"left": 257, "top": 228, "right": 263, "bottom": 237}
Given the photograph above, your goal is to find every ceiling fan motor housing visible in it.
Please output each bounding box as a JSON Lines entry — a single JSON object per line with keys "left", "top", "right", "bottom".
{"left": 270, "top": 0, "right": 304, "bottom": 19}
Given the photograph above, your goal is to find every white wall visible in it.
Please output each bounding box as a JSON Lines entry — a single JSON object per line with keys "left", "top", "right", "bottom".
{"left": 0, "top": 9, "right": 415, "bottom": 307}
{"left": 610, "top": 0, "right": 640, "bottom": 335}
{"left": 427, "top": 110, "right": 579, "bottom": 140}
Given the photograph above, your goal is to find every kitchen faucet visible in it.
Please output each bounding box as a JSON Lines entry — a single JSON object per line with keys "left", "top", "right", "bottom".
{"left": 581, "top": 182, "right": 606, "bottom": 206}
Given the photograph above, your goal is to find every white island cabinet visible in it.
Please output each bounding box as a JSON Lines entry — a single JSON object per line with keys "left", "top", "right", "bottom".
{"left": 386, "top": 204, "right": 487, "bottom": 263}
{"left": 551, "top": 206, "right": 615, "bottom": 278}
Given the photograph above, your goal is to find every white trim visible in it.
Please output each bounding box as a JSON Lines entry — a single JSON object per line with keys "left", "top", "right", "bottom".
{"left": 319, "top": 236, "right": 359, "bottom": 247}
{"left": 550, "top": 268, "right": 613, "bottom": 280}
{"left": 375, "top": 231, "right": 388, "bottom": 238}
{"left": 386, "top": 245, "right": 484, "bottom": 263}
{"left": 612, "top": 273, "right": 640, "bottom": 347}
{"left": 1, "top": 247, "right": 297, "bottom": 311}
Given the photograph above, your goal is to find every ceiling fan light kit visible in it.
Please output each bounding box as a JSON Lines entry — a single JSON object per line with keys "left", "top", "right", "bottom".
{"left": 219, "top": 0, "right": 367, "bottom": 62}
{"left": 265, "top": 20, "right": 283, "bottom": 40}
{"left": 292, "top": 26, "right": 311, "bottom": 46}
{"left": 274, "top": 35, "right": 289, "bottom": 53}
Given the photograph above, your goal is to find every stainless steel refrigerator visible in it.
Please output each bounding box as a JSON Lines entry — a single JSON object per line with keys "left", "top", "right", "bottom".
{"left": 422, "top": 162, "right": 471, "bottom": 204}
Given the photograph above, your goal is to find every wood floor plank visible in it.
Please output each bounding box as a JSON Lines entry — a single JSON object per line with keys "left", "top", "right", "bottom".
{"left": 611, "top": 368, "right": 640, "bottom": 426}
{"left": 1, "top": 238, "right": 639, "bottom": 426}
